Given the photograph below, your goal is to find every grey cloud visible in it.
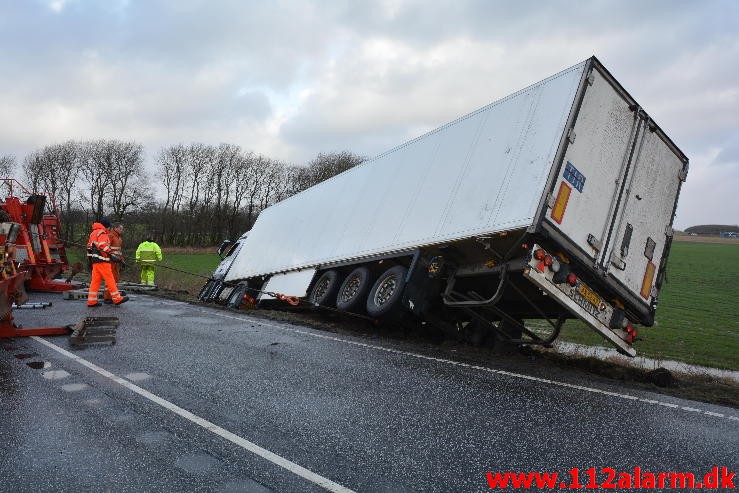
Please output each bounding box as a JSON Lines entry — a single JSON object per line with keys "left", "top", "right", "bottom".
{"left": 0, "top": 0, "right": 737, "bottom": 228}
{"left": 713, "top": 135, "right": 739, "bottom": 167}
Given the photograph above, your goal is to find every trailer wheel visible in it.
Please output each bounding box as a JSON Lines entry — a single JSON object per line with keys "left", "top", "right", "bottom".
{"left": 226, "top": 282, "right": 251, "bottom": 309}
{"left": 336, "top": 266, "right": 373, "bottom": 313}
{"left": 366, "top": 265, "right": 408, "bottom": 318}
{"left": 197, "top": 281, "right": 213, "bottom": 301}
{"left": 209, "top": 281, "right": 226, "bottom": 302}
{"left": 309, "top": 270, "right": 343, "bottom": 307}
{"left": 198, "top": 280, "right": 220, "bottom": 301}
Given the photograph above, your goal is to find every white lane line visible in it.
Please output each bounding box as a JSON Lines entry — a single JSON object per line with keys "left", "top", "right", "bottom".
{"left": 180, "top": 302, "right": 739, "bottom": 423}
{"left": 30, "top": 336, "right": 356, "bottom": 493}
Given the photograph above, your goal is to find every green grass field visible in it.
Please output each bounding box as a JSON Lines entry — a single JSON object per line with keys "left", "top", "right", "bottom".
{"left": 65, "top": 247, "right": 222, "bottom": 295}
{"left": 65, "top": 240, "right": 738, "bottom": 370}
{"left": 557, "top": 241, "right": 739, "bottom": 369}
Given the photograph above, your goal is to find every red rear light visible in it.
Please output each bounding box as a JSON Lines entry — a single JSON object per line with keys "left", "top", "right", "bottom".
{"left": 626, "top": 325, "right": 633, "bottom": 333}
{"left": 544, "top": 255, "right": 553, "bottom": 267}
{"left": 534, "top": 249, "right": 546, "bottom": 261}
{"left": 567, "top": 273, "right": 577, "bottom": 286}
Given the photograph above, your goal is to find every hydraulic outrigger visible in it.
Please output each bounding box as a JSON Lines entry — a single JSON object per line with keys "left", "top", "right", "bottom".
{"left": 0, "top": 178, "right": 81, "bottom": 293}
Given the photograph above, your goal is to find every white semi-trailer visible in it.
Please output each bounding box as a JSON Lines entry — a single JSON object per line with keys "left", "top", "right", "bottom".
{"left": 200, "top": 57, "right": 688, "bottom": 356}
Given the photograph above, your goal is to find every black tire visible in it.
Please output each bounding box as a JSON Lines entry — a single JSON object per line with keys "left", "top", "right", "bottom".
{"left": 461, "top": 320, "right": 488, "bottom": 347}
{"left": 197, "top": 281, "right": 209, "bottom": 300}
{"left": 366, "top": 265, "right": 408, "bottom": 318}
{"left": 490, "top": 319, "right": 523, "bottom": 354}
{"left": 309, "top": 270, "right": 344, "bottom": 307}
{"left": 198, "top": 280, "right": 215, "bottom": 301}
{"left": 336, "top": 266, "right": 374, "bottom": 313}
{"left": 226, "top": 282, "right": 251, "bottom": 309}
{"left": 206, "top": 281, "right": 225, "bottom": 302}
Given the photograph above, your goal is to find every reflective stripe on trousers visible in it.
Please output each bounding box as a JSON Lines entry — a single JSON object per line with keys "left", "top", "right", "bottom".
{"left": 88, "top": 262, "right": 123, "bottom": 305}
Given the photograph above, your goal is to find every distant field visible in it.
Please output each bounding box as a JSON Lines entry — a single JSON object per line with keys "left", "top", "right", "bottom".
{"left": 65, "top": 239, "right": 738, "bottom": 370}
{"left": 673, "top": 234, "right": 739, "bottom": 244}
{"left": 150, "top": 251, "right": 222, "bottom": 294}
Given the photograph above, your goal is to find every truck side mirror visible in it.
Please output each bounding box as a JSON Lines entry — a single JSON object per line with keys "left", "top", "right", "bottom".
{"left": 217, "top": 240, "right": 234, "bottom": 259}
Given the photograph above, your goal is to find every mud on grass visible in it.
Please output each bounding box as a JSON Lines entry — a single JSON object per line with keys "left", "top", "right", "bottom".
{"left": 147, "top": 286, "right": 739, "bottom": 409}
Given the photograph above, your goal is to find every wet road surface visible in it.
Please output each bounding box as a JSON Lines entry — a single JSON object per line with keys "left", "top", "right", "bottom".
{"left": 1, "top": 293, "right": 737, "bottom": 492}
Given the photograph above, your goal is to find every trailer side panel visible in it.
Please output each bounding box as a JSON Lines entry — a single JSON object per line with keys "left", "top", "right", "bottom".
{"left": 226, "top": 62, "right": 586, "bottom": 281}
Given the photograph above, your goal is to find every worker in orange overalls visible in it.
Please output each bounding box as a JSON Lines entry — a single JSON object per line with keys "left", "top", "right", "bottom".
{"left": 87, "top": 219, "right": 129, "bottom": 307}
{"left": 103, "top": 222, "right": 124, "bottom": 304}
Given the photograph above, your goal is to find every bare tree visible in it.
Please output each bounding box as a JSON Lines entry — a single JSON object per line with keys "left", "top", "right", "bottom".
{"left": 106, "top": 140, "right": 149, "bottom": 220}
{"left": 184, "top": 143, "right": 216, "bottom": 244}
{"left": 290, "top": 151, "right": 365, "bottom": 195}
{"left": 23, "top": 150, "right": 45, "bottom": 192}
{"left": 78, "top": 140, "right": 113, "bottom": 219}
{"left": 0, "top": 154, "right": 15, "bottom": 177}
{"left": 207, "top": 143, "right": 239, "bottom": 241}
{"left": 22, "top": 142, "right": 80, "bottom": 213}
{"left": 157, "top": 144, "right": 190, "bottom": 214}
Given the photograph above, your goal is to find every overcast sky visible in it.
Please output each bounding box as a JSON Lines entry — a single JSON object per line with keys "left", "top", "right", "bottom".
{"left": 1, "top": 0, "right": 737, "bottom": 229}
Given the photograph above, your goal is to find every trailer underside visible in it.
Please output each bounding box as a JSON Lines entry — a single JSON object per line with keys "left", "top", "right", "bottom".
{"left": 199, "top": 229, "right": 641, "bottom": 356}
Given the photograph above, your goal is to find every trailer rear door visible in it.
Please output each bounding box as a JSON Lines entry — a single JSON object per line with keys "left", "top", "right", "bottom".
{"left": 543, "top": 66, "right": 641, "bottom": 267}
{"left": 599, "top": 125, "right": 687, "bottom": 305}
{"left": 542, "top": 60, "right": 688, "bottom": 314}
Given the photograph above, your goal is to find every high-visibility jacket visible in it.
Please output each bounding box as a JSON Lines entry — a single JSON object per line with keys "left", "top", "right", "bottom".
{"left": 136, "top": 241, "right": 162, "bottom": 263}
{"left": 87, "top": 223, "right": 113, "bottom": 263}
{"left": 109, "top": 228, "right": 123, "bottom": 260}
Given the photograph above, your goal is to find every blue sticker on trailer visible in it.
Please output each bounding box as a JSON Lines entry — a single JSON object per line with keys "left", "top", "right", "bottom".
{"left": 563, "top": 161, "right": 585, "bottom": 193}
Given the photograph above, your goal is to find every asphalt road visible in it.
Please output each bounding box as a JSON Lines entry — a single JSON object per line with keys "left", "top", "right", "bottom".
{"left": 1, "top": 292, "right": 737, "bottom": 492}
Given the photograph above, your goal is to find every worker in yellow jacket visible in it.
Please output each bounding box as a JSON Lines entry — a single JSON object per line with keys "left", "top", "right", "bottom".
{"left": 135, "top": 237, "right": 162, "bottom": 286}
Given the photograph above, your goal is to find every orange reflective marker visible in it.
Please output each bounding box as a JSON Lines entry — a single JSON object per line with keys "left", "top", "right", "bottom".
{"left": 641, "top": 261, "right": 656, "bottom": 299}
{"left": 551, "top": 182, "right": 572, "bottom": 224}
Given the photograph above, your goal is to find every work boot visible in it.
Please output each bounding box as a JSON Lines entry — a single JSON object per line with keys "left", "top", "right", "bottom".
{"left": 113, "top": 296, "right": 130, "bottom": 306}
{"left": 87, "top": 302, "right": 102, "bottom": 307}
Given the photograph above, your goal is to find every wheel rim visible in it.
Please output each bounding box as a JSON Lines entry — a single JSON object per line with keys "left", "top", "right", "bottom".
{"left": 340, "top": 274, "right": 361, "bottom": 302}
{"left": 374, "top": 275, "right": 397, "bottom": 307}
{"left": 313, "top": 277, "right": 330, "bottom": 301}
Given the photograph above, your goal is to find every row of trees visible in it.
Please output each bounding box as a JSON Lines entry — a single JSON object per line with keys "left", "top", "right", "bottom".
{"left": 1, "top": 141, "right": 364, "bottom": 246}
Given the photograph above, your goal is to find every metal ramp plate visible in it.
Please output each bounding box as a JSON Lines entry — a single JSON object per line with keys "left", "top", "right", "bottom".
{"left": 63, "top": 289, "right": 97, "bottom": 300}
{"left": 69, "top": 317, "right": 119, "bottom": 346}
{"left": 118, "top": 282, "right": 158, "bottom": 292}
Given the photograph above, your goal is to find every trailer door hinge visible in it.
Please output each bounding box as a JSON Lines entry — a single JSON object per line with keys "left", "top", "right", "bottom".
{"left": 567, "top": 128, "right": 577, "bottom": 144}
{"left": 665, "top": 225, "right": 674, "bottom": 237}
{"left": 547, "top": 193, "right": 556, "bottom": 209}
{"left": 587, "top": 234, "right": 602, "bottom": 251}
{"left": 587, "top": 72, "right": 595, "bottom": 86}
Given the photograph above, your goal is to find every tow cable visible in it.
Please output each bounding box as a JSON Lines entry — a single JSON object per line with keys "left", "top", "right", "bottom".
{"left": 154, "top": 264, "right": 376, "bottom": 321}
{"left": 60, "top": 237, "right": 371, "bottom": 318}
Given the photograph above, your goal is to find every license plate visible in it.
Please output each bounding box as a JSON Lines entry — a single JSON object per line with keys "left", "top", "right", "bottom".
{"left": 578, "top": 283, "right": 601, "bottom": 307}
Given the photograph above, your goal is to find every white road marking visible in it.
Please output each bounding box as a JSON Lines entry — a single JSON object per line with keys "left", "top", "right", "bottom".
{"left": 124, "top": 372, "right": 151, "bottom": 381}
{"left": 61, "top": 383, "right": 89, "bottom": 392}
{"left": 42, "top": 369, "right": 70, "bottom": 380}
{"left": 176, "top": 301, "right": 739, "bottom": 423}
{"left": 30, "top": 336, "right": 356, "bottom": 493}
